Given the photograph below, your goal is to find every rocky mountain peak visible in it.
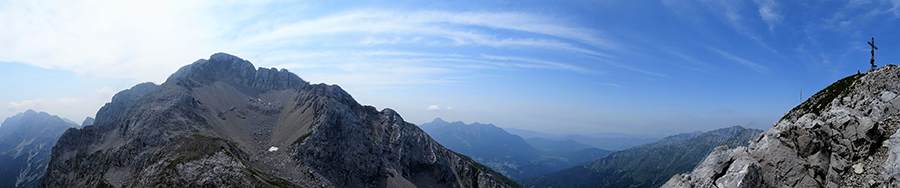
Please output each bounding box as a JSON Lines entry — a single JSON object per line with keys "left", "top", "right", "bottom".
{"left": 0, "top": 110, "right": 73, "bottom": 137}
{"left": 23, "top": 109, "right": 39, "bottom": 115}
{"left": 664, "top": 64, "right": 900, "bottom": 188}
{"left": 166, "top": 52, "right": 307, "bottom": 92}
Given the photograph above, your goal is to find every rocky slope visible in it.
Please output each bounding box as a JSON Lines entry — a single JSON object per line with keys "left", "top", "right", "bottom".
{"left": 525, "top": 126, "right": 762, "bottom": 188}
{"left": 0, "top": 110, "right": 77, "bottom": 188}
{"left": 664, "top": 64, "right": 900, "bottom": 188}
{"left": 43, "top": 53, "right": 520, "bottom": 188}
{"left": 419, "top": 118, "right": 612, "bottom": 180}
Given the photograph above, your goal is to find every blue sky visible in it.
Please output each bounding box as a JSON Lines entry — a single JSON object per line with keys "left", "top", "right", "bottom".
{"left": 1, "top": 0, "right": 899, "bottom": 137}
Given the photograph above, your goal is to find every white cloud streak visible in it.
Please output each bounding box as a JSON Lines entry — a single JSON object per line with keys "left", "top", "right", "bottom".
{"left": 259, "top": 50, "right": 604, "bottom": 86}
{"left": 662, "top": 48, "right": 714, "bottom": 74}
{"left": 754, "top": 0, "right": 783, "bottom": 31}
{"left": 236, "top": 10, "right": 616, "bottom": 58}
{"left": 706, "top": 46, "right": 768, "bottom": 74}
{"left": 480, "top": 55, "right": 598, "bottom": 74}
{"left": 668, "top": 0, "right": 780, "bottom": 55}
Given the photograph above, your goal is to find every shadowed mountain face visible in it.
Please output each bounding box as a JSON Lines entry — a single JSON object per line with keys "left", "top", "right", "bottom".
{"left": 43, "top": 53, "right": 520, "bottom": 188}
{"left": 525, "top": 126, "right": 763, "bottom": 188}
{"left": 0, "top": 110, "right": 77, "bottom": 188}
{"left": 419, "top": 118, "right": 612, "bottom": 181}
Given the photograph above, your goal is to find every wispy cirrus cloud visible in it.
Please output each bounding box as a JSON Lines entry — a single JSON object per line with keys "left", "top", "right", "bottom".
{"left": 259, "top": 49, "right": 607, "bottom": 86}
{"left": 662, "top": 48, "right": 714, "bottom": 74}
{"left": 822, "top": 0, "right": 900, "bottom": 32}
{"left": 706, "top": 46, "right": 768, "bottom": 74}
{"left": 665, "top": 0, "right": 779, "bottom": 55}
{"left": 753, "top": 0, "right": 783, "bottom": 31}
{"left": 235, "top": 10, "right": 616, "bottom": 58}
{"left": 480, "top": 54, "right": 598, "bottom": 74}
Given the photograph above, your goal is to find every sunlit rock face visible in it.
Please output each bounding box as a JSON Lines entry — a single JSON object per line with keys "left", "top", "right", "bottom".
{"left": 664, "top": 64, "right": 900, "bottom": 188}
{"left": 43, "top": 52, "right": 521, "bottom": 188}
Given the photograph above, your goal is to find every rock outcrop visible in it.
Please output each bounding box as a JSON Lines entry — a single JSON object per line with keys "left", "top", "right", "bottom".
{"left": 43, "top": 52, "right": 519, "bottom": 188}
{"left": 0, "top": 110, "right": 77, "bottom": 188}
{"left": 664, "top": 64, "right": 900, "bottom": 188}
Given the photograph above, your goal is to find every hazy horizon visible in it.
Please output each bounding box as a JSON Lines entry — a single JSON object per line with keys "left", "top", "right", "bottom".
{"left": 3, "top": 0, "right": 899, "bottom": 137}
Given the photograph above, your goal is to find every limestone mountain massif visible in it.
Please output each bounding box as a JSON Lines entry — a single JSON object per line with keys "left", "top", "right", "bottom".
{"left": 0, "top": 110, "right": 77, "bottom": 188}
{"left": 664, "top": 64, "right": 900, "bottom": 188}
{"left": 43, "top": 53, "right": 520, "bottom": 188}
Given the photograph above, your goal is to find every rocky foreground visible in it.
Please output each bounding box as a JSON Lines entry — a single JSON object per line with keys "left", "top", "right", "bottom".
{"left": 43, "top": 53, "right": 520, "bottom": 188}
{"left": 664, "top": 65, "right": 900, "bottom": 188}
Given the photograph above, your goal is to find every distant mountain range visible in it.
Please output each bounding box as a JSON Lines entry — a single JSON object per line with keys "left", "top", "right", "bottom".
{"left": 504, "top": 127, "right": 658, "bottom": 151}
{"left": 525, "top": 125, "right": 763, "bottom": 188}
{"left": 0, "top": 110, "right": 77, "bottom": 188}
{"left": 419, "top": 118, "right": 613, "bottom": 180}
{"left": 524, "top": 137, "right": 594, "bottom": 155}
